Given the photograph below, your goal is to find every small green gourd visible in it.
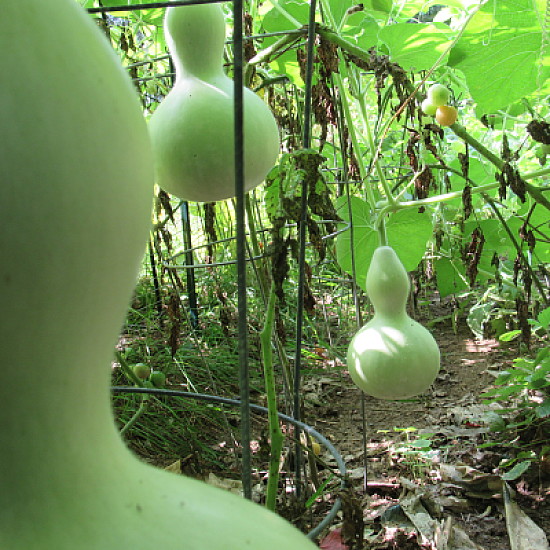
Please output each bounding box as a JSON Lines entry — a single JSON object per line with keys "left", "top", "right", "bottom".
{"left": 347, "top": 246, "right": 440, "bottom": 400}
{"left": 132, "top": 363, "right": 152, "bottom": 380}
{"left": 0, "top": 2, "right": 314, "bottom": 549}
{"left": 149, "top": 3, "right": 280, "bottom": 202}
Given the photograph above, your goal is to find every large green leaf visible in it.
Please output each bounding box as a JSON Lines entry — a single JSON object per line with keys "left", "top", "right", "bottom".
{"left": 269, "top": 51, "right": 304, "bottom": 87}
{"left": 260, "top": 0, "right": 310, "bottom": 85}
{"left": 335, "top": 196, "right": 378, "bottom": 289}
{"left": 435, "top": 257, "right": 468, "bottom": 298}
{"left": 386, "top": 209, "right": 434, "bottom": 269}
{"left": 336, "top": 197, "right": 433, "bottom": 290}
{"left": 341, "top": 14, "right": 380, "bottom": 51}
{"left": 379, "top": 22, "right": 453, "bottom": 71}
{"left": 261, "top": 0, "right": 310, "bottom": 32}
{"left": 449, "top": 0, "right": 550, "bottom": 114}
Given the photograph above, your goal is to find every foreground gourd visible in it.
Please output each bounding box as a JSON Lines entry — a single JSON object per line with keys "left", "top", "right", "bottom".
{"left": 347, "top": 247, "right": 440, "bottom": 400}
{"left": 149, "top": 3, "right": 280, "bottom": 202}
{"left": 0, "top": 2, "right": 314, "bottom": 549}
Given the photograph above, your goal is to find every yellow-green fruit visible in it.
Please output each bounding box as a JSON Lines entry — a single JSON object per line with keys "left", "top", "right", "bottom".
{"left": 435, "top": 105, "right": 458, "bottom": 127}
{"left": 133, "top": 364, "right": 152, "bottom": 380}
{"left": 421, "top": 98, "right": 437, "bottom": 116}
{"left": 149, "top": 3, "right": 280, "bottom": 202}
{"left": 427, "top": 83, "right": 450, "bottom": 107}
{"left": 347, "top": 247, "right": 440, "bottom": 400}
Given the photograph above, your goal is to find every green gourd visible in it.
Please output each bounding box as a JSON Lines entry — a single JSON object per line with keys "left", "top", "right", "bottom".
{"left": 0, "top": 2, "right": 314, "bottom": 549}
{"left": 149, "top": 3, "right": 280, "bottom": 203}
{"left": 347, "top": 246, "right": 440, "bottom": 400}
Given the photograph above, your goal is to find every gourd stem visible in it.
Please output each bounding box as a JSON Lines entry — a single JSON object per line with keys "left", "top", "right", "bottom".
{"left": 245, "top": 195, "right": 294, "bottom": 397}
{"left": 260, "top": 285, "right": 285, "bottom": 511}
{"left": 119, "top": 397, "right": 149, "bottom": 437}
{"left": 356, "top": 81, "right": 394, "bottom": 205}
{"left": 244, "top": 195, "right": 269, "bottom": 300}
{"left": 523, "top": 166, "right": 550, "bottom": 180}
{"left": 377, "top": 217, "right": 388, "bottom": 247}
{"left": 116, "top": 351, "right": 145, "bottom": 387}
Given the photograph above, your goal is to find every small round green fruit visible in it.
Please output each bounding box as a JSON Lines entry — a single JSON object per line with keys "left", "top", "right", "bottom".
{"left": 150, "top": 371, "right": 166, "bottom": 388}
{"left": 427, "top": 83, "right": 450, "bottom": 107}
{"left": 421, "top": 98, "right": 437, "bottom": 116}
{"left": 132, "top": 363, "right": 152, "bottom": 380}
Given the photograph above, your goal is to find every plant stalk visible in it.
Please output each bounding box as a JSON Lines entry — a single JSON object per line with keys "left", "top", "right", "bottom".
{"left": 260, "top": 285, "right": 285, "bottom": 511}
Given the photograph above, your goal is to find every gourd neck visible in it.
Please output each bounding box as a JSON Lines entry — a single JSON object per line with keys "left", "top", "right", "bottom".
{"left": 366, "top": 246, "right": 411, "bottom": 320}
{"left": 372, "top": 309, "right": 409, "bottom": 324}
{"left": 166, "top": 3, "right": 227, "bottom": 82}
{"left": 0, "top": 344, "right": 129, "bottom": 497}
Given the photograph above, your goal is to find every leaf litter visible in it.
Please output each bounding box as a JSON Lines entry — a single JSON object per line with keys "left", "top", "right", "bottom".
{"left": 313, "top": 319, "right": 549, "bottom": 549}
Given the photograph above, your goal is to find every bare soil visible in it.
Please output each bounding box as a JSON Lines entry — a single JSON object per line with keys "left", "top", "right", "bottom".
{"left": 306, "top": 318, "right": 550, "bottom": 549}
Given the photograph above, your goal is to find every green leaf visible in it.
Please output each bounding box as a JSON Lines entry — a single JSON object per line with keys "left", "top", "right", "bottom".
{"left": 434, "top": 257, "right": 468, "bottom": 298}
{"left": 502, "top": 460, "right": 531, "bottom": 480}
{"left": 335, "top": 196, "right": 377, "bottom": 289}
{"left": 327, "top": 0, "right": 364, "bottom": 25}
{"left": 449, "top": 0, "right": 550, "bottom": 114}
{"left": 378, "top": 22, "right": 453, "bottom": 71}
{"left": 499, "top": 329, "right": 522, "bottom": 342}
{"left": 260, "top": 0, "right": 310, "bottom": 85}
{"left": 335, "top": 198, "right": 432, "bottom": 290}
{"left": 537, "top": 307, "right": 550, "bottom": 329}
{"left": 269, "top": 51, "right": 304, "bottom": 87}
{"left": 385, "top": 209, "right": 433, "bottom": 270}
{"left": 536, "top": 400, "right": 550, "bottom": 418}
{"left": 467, "top": 301, "right": 493, "bottom": 339}
{"left": 261, "top": 0, "right": 310, "bottom": 32}
{"left": 392, "top": 0, "right": 429, "bottom": 20}
{"left": 484, "top": 411, "right": 507, "bottom": 432}
{"left": 342, "top": 15, "right": 380, "bottom": 52}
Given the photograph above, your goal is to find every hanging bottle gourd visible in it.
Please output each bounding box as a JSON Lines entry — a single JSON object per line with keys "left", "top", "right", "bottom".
{"left": 149, "top": 3, "right": 280, "bottom": 203}
{"left": 0, "top": 1, "right": 315, "bottom": 549}
{"left": 347, "top": 246, "right": 441, "bottom": 400}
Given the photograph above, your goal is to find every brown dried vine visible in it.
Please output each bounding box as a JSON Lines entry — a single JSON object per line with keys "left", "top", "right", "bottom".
{"left": 462, "top": 185, "right": 473, "bottom": 220}
{"left": 297, "top": 37, "right": 339, "bottom": 150}
{"left": 346, "top": 47, "right": 412, "bottom": 115}
{"left": 497, "top": 163, "right": 526, "bottom": 202}
{"left": 526, "top": 119, "right": 550, "bottom": 145}
{"left": 405, "top": 128, "right": 437, "bottom": 200}
{"left": 166, "top": 288, "right": 182, "bottom": 357}
{"left": 265, "top": 150, "right": 341, "bottom": 307}
{"left": 463, "top": 227, "right": 485, "bottom": 286}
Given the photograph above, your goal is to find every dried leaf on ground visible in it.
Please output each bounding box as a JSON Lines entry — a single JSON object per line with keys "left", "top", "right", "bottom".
{"left": 319, "top": 528, "right": 349, "bottom": 550}
{"left": 503, "top": 483, "right": 550, "bottom": 550}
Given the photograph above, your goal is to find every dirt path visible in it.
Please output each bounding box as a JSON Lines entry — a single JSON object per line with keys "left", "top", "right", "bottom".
{"left": 306, "top": 320, "right": 549, "bottom": 549}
